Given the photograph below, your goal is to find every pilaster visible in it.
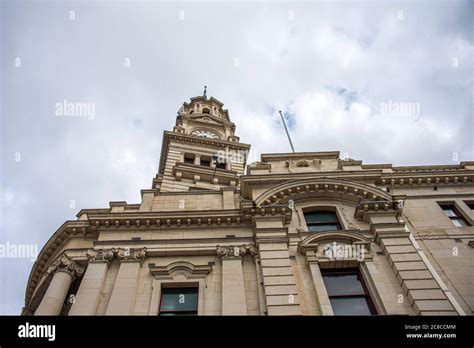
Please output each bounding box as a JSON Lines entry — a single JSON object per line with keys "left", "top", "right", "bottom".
{"left": 69, "top": 249, "right": 114, "bottom": 315}
{"left": 105, "top": 248, "right": 146, "bottom": 315}
{"left": 253, "top": 216, "right": 302, "bottom": 316}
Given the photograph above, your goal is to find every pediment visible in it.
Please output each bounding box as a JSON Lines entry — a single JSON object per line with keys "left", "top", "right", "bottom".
{"left": 298, "top": 230, "right": 372, "bottom": 262}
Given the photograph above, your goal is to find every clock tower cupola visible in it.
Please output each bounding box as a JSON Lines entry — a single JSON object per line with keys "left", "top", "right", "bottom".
{"left": 154, "top": 93, "right": 250, "bottom": 192}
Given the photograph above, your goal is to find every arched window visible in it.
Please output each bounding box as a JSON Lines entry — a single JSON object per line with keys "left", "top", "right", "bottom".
{"left": 304, "top": 210, "right": 341, "bottom": 232}
{"left": 202, "top": 107, "right": 210, "bottom": 114}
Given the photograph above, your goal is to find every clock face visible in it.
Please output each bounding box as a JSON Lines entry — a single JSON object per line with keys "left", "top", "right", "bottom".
{"left": 191, "top": 130, "right": 219, "bottom": 139}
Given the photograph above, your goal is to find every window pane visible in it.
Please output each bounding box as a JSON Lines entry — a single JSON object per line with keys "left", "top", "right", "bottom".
{"left": 160, "top": 288, "right": 198, "bottom": 312}
{"left": 307, "top": 224, "right": 340, "bottom": 232}
{"left": 443, "top": 208, "right": 457, "bottom": 217}
{"left": 322, "top": 271, "right": 365, "bottom": 296}
{"left": 452, "top": 218, "right": 467, "bottom": 227}
{"left": 159, "top": 312, "right": 197, "bottom": 316}
{"left": 305, "top": 211, "right": 338, "bottom": 223}
{"left": 330, "top": 297, "right": 373, "bottom": 315}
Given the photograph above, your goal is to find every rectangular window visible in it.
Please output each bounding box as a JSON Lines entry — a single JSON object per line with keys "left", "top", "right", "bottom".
{"left": 321, "top": 268, "right": 376, "bottom": 315}
{"left": 304, "top": 211, "right": 341, "bottom": 232}
{"left": 159, "top": 287, "right": 198, "bottom": 316}
{"left": 439, "top": 203, "right": 470, "bottom": 227}
{"left": 216, "top": 162, "right": 226, "bottom": 169}
{"left": 465, "top": 201, "right": 474, "bottom": 210}
{"left": 200, "top": 156, "right": 211, "bottom": 167}
{"left": 183, "top": 153, "right": 195, "bottom": 165}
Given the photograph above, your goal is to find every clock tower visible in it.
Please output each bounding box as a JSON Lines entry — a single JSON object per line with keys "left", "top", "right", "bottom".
{"left": 154, "top": 94, "right": 251, "bottom": 192}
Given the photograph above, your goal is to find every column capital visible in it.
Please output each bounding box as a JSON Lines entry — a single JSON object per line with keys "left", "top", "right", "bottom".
{"left": 216, "top": 244, "right": 258, "bottom": 259}
{"left": 47, "top": 254, "right": 85, "bottom": 278}
{"left": 86, "top": 249, "right": 114, "bottom": 264}
{"left": 115, "top": 247, "right": 147, "bottom": 264}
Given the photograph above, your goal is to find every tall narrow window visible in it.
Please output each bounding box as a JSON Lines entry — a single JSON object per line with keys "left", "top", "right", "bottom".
{"left": 321, "top": 268, "right": 376, "bottom": 315}
{"left": 159, "top": 288, "right": 198, "bottom": 316}
{"left": 439, "top": 203, "right": 470, "bottom": 227}
{"left": 304, "top": 211, "right": 341, "bottom": 232}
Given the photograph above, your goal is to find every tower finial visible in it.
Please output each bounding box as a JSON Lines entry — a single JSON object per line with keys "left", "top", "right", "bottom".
{"left": 203, "top": 85, "right": 207, "bottom": 99}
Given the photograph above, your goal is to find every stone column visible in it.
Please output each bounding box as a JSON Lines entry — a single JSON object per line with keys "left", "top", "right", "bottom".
{"left": 69, "top": 249, "right": 114, "bottom": 315}
{"left": 35, "top": 254, "right": 84, "bottom": 316}
{"left": 217, "top": 245, "right": 257, "bottom": 315}
{"left": 105, "top": 248, "right": 146, "bottom": 315}
{"left": 254, "top": 216, "right": 302, "bottom": 316}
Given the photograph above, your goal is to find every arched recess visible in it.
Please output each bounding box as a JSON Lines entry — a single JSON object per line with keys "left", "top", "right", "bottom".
{"left": 254, "top": 178, "right": 391, "bottom": 208}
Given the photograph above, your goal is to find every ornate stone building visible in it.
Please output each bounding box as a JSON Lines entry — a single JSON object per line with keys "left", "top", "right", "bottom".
{"left": 23, "top": 95, "right": 474, "bottom": 316}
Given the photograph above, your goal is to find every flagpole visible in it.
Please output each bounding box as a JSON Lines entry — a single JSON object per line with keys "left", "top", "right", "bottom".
{"left": 279, "top": 110, "right": 295, "bottom": 153}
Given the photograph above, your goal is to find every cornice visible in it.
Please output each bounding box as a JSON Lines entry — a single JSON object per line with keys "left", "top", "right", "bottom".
{"left": 241, "top": 204, "right": 293, "bottom": 224}
{"left": 378, "top": 171, "right": 474, "bottom": 187}
{"left": 404, "top": 193, "right": 474, "bottom": 199}
{"left": 261, "top": 151, "right": 340, "bottom": 161}
{"left": 354, "top": 197, "right": 406, "bottom": 221}
{"left": 145, "top": 187, "right": 236, "bottom": 196}
{"left": 87, "top": 209, "right": 247, "bottom": 229}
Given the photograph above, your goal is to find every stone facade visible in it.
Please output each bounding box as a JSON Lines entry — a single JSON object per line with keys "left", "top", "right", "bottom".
{"left": 23, "top": 95, "right": 474, "bottom": 316}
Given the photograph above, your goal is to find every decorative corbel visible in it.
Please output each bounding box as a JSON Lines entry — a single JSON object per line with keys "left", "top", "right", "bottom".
{"left": 115, "top": 247, "right": 147, "bottom": 265}
{"left": 216, "top": 244, "right": 258, "bottom": 258}
{"left": 86, "top": 249, "right": 114, "bottom": 264}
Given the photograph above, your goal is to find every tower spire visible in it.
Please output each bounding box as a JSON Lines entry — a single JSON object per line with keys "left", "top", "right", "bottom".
{"left": 203, "top": 85, "right": 207, "bottom": 99}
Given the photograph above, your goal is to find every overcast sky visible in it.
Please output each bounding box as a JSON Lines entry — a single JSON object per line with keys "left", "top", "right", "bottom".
{"left": 1, "top": 0, "right": 473, "bottom": 314}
